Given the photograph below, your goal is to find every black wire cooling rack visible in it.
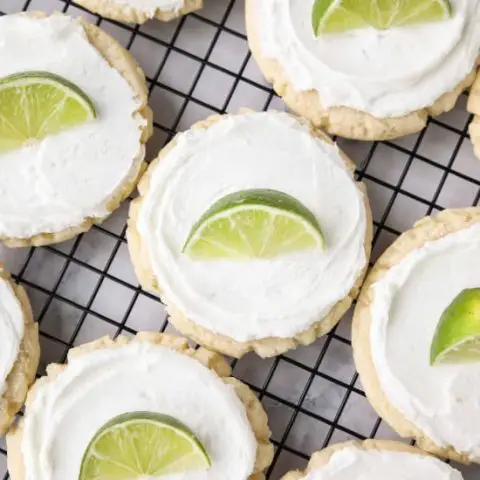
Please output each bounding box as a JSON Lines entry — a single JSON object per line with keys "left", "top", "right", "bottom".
{"left": 1, "top": 0, "right": 480, "bottom": 478}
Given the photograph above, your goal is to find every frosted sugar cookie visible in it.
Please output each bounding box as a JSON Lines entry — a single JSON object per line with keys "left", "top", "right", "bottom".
{"left": 281, "top": 440, "right": 463, "bottom": 479}
{"left": 0, "top": 13, "right": 152, "bottom": 247}
{"left": 128, "top": 111, "right": 372, "bottom": 358}
{"left": 353, "top": 208, "right": 480, "bottom": 462}
{"left": 246, "top": 0, "right": 480, "bottom": 140}
{"left": 0, "top": 263, "right": 39, "bottom": 436}
{"left": 6, "top": 333, "right": 273, "bottom": 479}
{"left": 76, "top": 0, "right": 202, "bottom": 24}
{"left": 468, "top": 70, "right": 480, "bottom": 159}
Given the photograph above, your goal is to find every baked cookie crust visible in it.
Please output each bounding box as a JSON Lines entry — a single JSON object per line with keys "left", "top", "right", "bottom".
{"left": 6, "top": 332, "right": 273, "bottom": 479}
{"left": 0, "top": 12, "right": 153, "bottom": 248}
{"left": 245, "top": 0, "right": 478, "bottom": 141}
{"left": 0, "top": 264, "right": 40, "bottom": 437}
{"left": 468, "top": 70, "right": 480, "bottom": 160}
{"left": 76, "top": 0, "right": 202, "bottom": 24}
{"left": 127, "top": 111, "right": 373, "bottom": 358}
{"left": 280, "top": 439, "right": 456, "bottom": 480}
{"left": 352, "top": 207, "right": 480, "bottom": 464}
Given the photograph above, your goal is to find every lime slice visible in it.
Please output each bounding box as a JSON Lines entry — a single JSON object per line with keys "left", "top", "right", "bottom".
{"left": 0, "top": 71, "right": 96, "bottom": 153}
{"left": 430, "top": 288, "right": 480, "bottom": 365}
{"left": 182, "top": 189, "right": 324, "bottom": 260}
{"left": 312, "top": 0, "right": 452, "bottom": 35}
{"left": 79, "top": 412, "right": 211, "bottom": 479}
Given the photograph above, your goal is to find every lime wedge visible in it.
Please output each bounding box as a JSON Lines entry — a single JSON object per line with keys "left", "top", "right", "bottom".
{"left": 312, "top": 0, "right": 452, "bottom": 35}
{"left": 79, "top": 412, "right": 211, "bottom": 479}
{"left": 430, "top": 288, "right": 480, "bottom": 366}
{"left": 182, "top": 189, "right": 324, "bottom": 260}
{"left": 0, "top": 71, "right": 96, "bottom": 153}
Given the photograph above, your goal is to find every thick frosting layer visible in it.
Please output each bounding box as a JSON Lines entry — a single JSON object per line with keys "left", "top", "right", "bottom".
{"left": 371, "top": 223, "right": 480, "bottom": 457}
{"left": 0, "top": 14, "right": 145, "bottom": 239}
{"left": 254, "top": 0, "right": 480, "bottom": 117}
{"left": 0, "top": 275, "right": 24, "bottom": 396}
{"left": 302, "top": 446, "right": 462, "bottom": 479}
{"left": 137, "top": 112, "right": 367, "bottom": 342}
{"left": 21, "top": 343, "right": 257, "bottom": 479}
{"left": 108, "top": 0, "right": 184, "bottom": 15}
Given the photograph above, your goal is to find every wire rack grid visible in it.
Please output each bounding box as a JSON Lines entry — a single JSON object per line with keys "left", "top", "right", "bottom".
{"left": 0, "top": 0, "right": 480, "bottom": 478}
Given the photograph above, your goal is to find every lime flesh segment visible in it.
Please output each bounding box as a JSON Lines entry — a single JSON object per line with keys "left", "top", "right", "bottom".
{"left": 430, "top": 288, "right": 480, "bottom": 365}
{"left": 312, "top": 0, "right": 452, "bottom": 35}
{"left": 0, "top": 71, "right": 96, "bottom": 153}
{"left": 79, "top": 412, "right": 211, "bottom": 479}
{"left": 183, "top": 189, "right": 324, "bottom": 260}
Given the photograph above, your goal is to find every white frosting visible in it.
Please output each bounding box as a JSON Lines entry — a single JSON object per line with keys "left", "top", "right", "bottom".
{"left": 108, "top": 0, "right": 184, "bottom": 15}
{"left": 254, "top": 0, "right": 480, "bottom": 117}
{"left": 302, "top": 446, "right": 462, "bottom": 479}
{"left": 21, "top": 343, "right": 257, "bottom": 479}
{"left": 0, "top": 14, "right": 145, "bottom": 239}
{"left": 370, "top": 223, "right": 480, "bottom": 458}
{"left": 136, "top": 111, "right": 367, "bottom": 342}
{"left": 0, "top": 274, "right": 24, "bottom": 397}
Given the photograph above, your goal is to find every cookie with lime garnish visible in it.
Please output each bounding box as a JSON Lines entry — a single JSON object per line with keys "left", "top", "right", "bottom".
{"left": 246, "top": 0, "right": 479, "bottom": 141}
{"left": 79, "top": 412, "right": 211, "bottom": 478}
{"left": 312, "top": 0, "right": 452, "bottom": 35}
{"left": 182, "top": 189, "right": 324, "bottom": 260}
{"left": 6, "top": 333, "right": 273, "bottom": 480}
{"left": 0, "top": 13, "right": 152, "bottom": 247}
{"left": 353, "top": 207, "right": 480, "bottom": 463}
{"left": 128, "top": 110, "right": 371, "bottom": 359}
{"left": 430, "top": 288, "right": 480, "bottom": 365}
{"left": 0, "top": 72, "right": 96, "bottom": 154}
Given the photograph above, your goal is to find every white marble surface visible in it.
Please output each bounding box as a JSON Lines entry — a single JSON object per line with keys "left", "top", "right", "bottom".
{"left": 1, "top": 0, "right": 480, "bottom": 478}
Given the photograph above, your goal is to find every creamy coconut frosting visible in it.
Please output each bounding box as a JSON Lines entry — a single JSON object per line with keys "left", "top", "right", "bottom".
{"left": 301, "top": 446, "right": 462, "bottom": 479}
{"left": 0, "top": 274, "right": 24, "bottom": 397}
{"left": 370, "top": 223, "right": 480, "bottom": 458}
{"left": 0, "top": 14, "right": 145, "bottom": 239}
{"left": 136, "top": 111, "right": 367, "bottom": 342}
{"left": 108, "top": 0, "right": 184, "bottom": 14}
{"left": 254, "top": 0, "right": 480, "bottom": 117}
{"left": 21, "top": 342, "right": 257, "bottom": 480}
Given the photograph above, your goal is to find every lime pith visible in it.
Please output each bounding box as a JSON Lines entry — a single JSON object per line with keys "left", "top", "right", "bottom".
{"left": 0, "top": 71, "right": 96, "bottom": 153}
{"left": 79, "top": 412, "right": 211, "bottom": 479}
{"left": 182, "top": 189, "right": 325, "bottom": 260}
{"left": 430, "top": 288, "right": 480, "bottom": 366}
{"left": 312, "top": 0, "right": 452, "bottom": 36}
